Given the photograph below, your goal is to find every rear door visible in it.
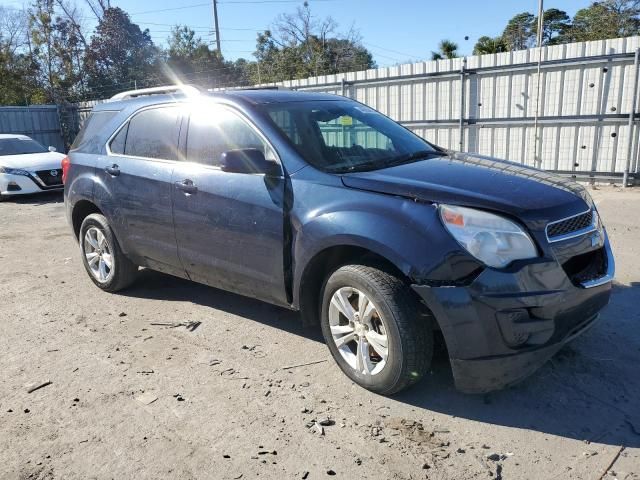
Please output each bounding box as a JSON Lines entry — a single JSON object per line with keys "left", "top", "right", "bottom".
{"left": 98, "top": 104, "right": 185, "bottom": 276}
{"left": 171, "top": 104, "right": 288, "bottom": 305}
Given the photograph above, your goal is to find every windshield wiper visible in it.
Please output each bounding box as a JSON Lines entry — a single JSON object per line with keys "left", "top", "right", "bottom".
{"left": 328, "top": 150, "right": 449, "bottom": 174}
{"left": 328, "top": 158, "right": 392, "bottom": 173}
{"left": 393, "top": 149, "right": 449, "bottom": 163}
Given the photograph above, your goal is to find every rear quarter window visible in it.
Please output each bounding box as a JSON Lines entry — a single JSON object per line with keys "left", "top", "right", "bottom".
{"left": 71, "top": 111, "right": 119, "bottom": 153}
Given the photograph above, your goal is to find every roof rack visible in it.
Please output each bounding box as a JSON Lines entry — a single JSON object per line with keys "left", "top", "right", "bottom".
{"left": 110, "top": 85, "right": 201, "bottom": 101}
{"left": 207, "top": 86, "right": 287, "bottom": 92}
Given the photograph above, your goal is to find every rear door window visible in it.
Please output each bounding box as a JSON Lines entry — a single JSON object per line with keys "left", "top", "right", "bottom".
{"left": 123, "top": 106, "right": 181, "bottom": 160}
{"left": 71, "top": 110, "right": 118, "bottom": 153}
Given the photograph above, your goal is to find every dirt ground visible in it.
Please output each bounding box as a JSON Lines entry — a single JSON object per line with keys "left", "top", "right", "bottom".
{"left": 0, "top": 187, "right": 639, "bottom": 480}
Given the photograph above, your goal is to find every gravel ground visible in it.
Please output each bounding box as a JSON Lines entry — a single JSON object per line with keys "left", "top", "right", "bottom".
{"left": 0, "top": 187, "right": 639, "bottom": 480}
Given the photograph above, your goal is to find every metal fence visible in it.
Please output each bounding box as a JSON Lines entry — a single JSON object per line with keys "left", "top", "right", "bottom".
{"left": 275, "top": 36, "right": 640, "bottom": 183}
{"left": 0, "top": 105, "right": 66, "bottom": 152}
{"left": 0, "top": 101, "right": 102, "bottom": 153}
{"left": 1, "top": 36, "right": 639, "bottom": 183}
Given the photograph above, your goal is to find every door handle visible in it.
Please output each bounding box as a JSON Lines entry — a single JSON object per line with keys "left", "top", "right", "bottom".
{"left": 175, "top": 179, "right": 198, "bottom": 194}
{"left": 105, "top": 164, "right": 120, "bottom": 176}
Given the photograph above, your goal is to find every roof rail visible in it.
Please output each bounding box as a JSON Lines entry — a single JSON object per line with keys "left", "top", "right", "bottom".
{"left": 110, "top": 85, "right": 201, "bottom": 101}
{"left": 207, "top": 86, "right": 287, "bottom": 92}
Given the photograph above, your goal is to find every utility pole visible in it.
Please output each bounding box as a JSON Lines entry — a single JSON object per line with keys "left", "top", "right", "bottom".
{"left": 536, "top": 0, "right": 544, "bottom": 47}
{"left": 212, "top": 0, "right": 221, "bottom": 54}
{"left": 532, "top": 0, "right": 544, "bottom": 168}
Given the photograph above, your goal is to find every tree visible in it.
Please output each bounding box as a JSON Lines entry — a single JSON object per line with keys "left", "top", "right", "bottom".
{"left": 534, "top": 8, "right": 572, "bottom": 45}
{"left": 473, "top": 36, "right": 507, "bottom": 55}
{"left": 0, "top": 7, "right": 45, "bottom": 104}
{"left": 252, "top": 3, "right": 374, "bottom": 83}
{"left": 568, "top": 0, "right": 640, "bottom": 42}
{"left": 54, "top": 0, "right": 89, "bottom": 47}
{"left": 84, "top": 7, "right": 159, "bottom": 98}
{"left": 0, "top": 5, "right": 28, "bottom": 55}
{"left": 431, "top": 39, "right": 458, "bottom": 60}
{"left": 502, "top": 12, "right": 536, "bottom": 50}
{"left": 83, "top": 0, "right": 110, "bottom": 20}
{"left": 29, "top": 0, "right": 85, "bottom": 102}
{"left": 324, "top": 37, "right": 374, "bottom": 72}
{"left": 164, "top": 25, "right": 246, "bottom": 88}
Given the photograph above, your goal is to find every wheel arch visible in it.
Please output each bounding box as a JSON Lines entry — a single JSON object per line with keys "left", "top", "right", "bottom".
{"left": 71, "top": 200, "right": 103, "bottom": 240}
{"left": 296, "top": 243, "right": 415, "bottom": 327}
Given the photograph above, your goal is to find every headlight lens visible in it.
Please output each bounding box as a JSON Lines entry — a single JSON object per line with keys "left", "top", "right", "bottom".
{"left": 439, "top": 204, "right": 538, "bottom": 268}
{"left": 0, "top": 166, "right": 30, "bottom": 176}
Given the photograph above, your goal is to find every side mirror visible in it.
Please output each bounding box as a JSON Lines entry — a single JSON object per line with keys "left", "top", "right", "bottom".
{"left": 220, "top": 149, "right": 279, "bottom": 176}
{"left": 48, "top": 146, "right": 57, "bottom": 152}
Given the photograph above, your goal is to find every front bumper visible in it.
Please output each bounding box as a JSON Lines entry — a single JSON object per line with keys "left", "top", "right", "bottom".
{"left": 412, "top": 233, "right": 614, "bottom": 394}
{"left": 0, "top": 172, "right": 63, "bottom": 196}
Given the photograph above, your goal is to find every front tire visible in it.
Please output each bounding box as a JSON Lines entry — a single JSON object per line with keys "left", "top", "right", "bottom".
{"left": 320, "top": 264, "right": 433, "bottom": 395}
{"left": 79, "top": 213, "right": 137, "bottom": 292}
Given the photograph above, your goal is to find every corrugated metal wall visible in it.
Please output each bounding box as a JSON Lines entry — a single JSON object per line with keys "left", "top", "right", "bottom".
{"left": 1, "top": 37, "right": 638, "bottom": 178}
{"left": 0, "top": 105, "right": 65, "bottom": 152}
{"left": 277, "top": 36, "right": 640, "bottom": 180}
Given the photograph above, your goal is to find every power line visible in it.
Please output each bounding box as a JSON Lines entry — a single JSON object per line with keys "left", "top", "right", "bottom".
{"left": 219, "top": 0, "right": 341, "bottom": 3}
{"left": 363, "top": 42, "right": 423, "bottom": 61}
{"left": 148, "top": 31, "right": 247, "bottom": 40}
{"left": 130, "top": 3, "right": 210, "bottom": 15}
{"left": 136, "top": 21, "right": 261, "bottom": 31}
{"left": 130, "top": 0, "right": 341, "bottom": 15}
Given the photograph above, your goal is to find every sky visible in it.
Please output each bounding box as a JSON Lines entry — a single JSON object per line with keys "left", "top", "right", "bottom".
{"left": 4, "top": 0, "right": 593, "bottom": 66}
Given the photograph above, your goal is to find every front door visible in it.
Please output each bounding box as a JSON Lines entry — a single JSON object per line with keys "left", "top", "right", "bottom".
{"left": 172, "top": 105, "right": 288, "bottom": 305}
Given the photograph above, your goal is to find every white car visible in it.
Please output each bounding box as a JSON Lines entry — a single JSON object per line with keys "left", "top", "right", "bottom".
{"left": 0, "top": 134, "right": 66, "bottom": 199}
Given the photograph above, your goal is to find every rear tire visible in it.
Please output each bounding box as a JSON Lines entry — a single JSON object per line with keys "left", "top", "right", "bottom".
{"left": 79, "top": 213, "right": 137, "bottom": 292}
{"left": 320, "top": 264, "right": 433, "bottom": 395}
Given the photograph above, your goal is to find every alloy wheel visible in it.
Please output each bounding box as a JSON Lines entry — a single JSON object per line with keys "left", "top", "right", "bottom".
{"left": 83, "top": 226, "right": 113, "bottom": 283}
{"left": 328, "top": 287, "right": 389, "bottom": 376}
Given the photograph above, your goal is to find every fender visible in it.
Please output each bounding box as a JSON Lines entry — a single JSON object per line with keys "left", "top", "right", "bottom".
{"left": 66, "top": 154, "right": 131, "bottom": 256}
{"left": 290, "top": 185, "right": 483, "bottom": 308}
{"left": 64, "top": 154, "right": 98, "bottom": 234}
{"left": 89, "top": 167, "right": 138, "bottom": 256}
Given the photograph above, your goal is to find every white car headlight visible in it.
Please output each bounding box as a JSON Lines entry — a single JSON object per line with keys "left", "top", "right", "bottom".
{"left": 0, "top": 166, "right": 30, "bottom": 176}
{"left": 439, "top": 204, "right": 538, "bottom": 268}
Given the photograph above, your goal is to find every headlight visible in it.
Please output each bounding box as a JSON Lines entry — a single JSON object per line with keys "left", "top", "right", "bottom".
{"left": 0, "top": 166, "right": 30, "bottom": 176}
{"left": 439, "top": 204, "right": 538, "bottom": 268}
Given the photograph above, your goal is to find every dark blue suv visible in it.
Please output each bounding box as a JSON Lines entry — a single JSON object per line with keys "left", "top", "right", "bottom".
{"left": 64, "top": 85, "right": 614, "bottom": 395}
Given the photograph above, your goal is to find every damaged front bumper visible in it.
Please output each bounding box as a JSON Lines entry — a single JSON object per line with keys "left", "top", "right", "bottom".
{"left": 412, "top": 232, "right": 614, "bottom": 394}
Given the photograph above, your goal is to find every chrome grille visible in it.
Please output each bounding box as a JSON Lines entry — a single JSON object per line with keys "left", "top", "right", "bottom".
{"left": 546, "top": 210, "right": 595, "bottom": 241}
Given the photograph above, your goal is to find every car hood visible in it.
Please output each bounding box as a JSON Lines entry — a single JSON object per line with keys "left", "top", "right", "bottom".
{"left": 341, "top": 152, "right": 592, "bottom": 224}
{"left": 0, "top": 151, "right": 65, "bottom": 171}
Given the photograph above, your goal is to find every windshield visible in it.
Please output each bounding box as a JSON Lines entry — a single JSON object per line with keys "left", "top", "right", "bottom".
{"left": 261, "top": 100, "right": 445, "bottom": 173}
{"left": 0, "top": 138, "right": 48, "bottom": 156}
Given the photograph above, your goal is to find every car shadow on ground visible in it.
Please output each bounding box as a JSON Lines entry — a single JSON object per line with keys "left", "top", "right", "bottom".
{"left": 123, "top": 270, "right": 640, "bottom": 448}
{"left": 121, "top": 268, "right": 323, "bottom": 343}
{"left": 398, "top": 281, "right": 640, "bottom": 448}
{"left": 1, "top": 191, "right": 63, "bottom": 205}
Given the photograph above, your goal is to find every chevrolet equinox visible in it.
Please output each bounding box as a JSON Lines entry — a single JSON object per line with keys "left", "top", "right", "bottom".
{"left": 64, "top": 85, "right": 614, "bottom": 394}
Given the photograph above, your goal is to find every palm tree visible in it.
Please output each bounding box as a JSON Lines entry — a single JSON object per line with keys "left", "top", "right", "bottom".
{"left": 473, "top": 36, "right": 508, "bottom": 55}
{"left": 431, "top": 39, "right": 459, "bottom": 60}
